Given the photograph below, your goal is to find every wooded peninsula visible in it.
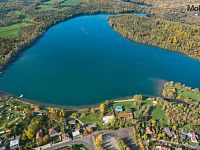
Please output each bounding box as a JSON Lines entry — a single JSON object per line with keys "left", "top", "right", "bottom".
{"left": 108, "top": 14, "right": 200, "bottom": 60}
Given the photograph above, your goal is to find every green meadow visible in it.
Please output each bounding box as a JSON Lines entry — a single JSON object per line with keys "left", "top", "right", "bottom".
{"left": 0, "top": 17, "right": 32, "bottom": 38}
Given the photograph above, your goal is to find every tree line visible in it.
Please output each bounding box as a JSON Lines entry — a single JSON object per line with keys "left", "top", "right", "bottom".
{"left": 108, "top": 14, "right": 200, "bottom": 60}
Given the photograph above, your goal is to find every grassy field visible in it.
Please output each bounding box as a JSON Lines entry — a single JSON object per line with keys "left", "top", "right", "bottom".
{"left": 164, "top": 83, "right": 200, "bottom": 103}
{"left": 79, "top": 113, "right": 102, "bottom": 127}
{"left": 152, "top": 104, "right": 168, "bottom": 125}
{"left": 36, "top": 0, "right": 82, "bottom": 11}
{"left": 178, "top": 87, "right": 200, "bottom": 102}
{"left": 0, "top": 19, "right": 32, "bottom": 38}
{"left": 6, "top": 99, "right": 30, "bottom": 108}
{"left": 61, "top": 0, "right": 82, "bottom": 6}
{"left": 36, "top": 4, "right": 58, "bottom": 11}
{"left": 112, "top": 101, "right": 135, "bottom": 111}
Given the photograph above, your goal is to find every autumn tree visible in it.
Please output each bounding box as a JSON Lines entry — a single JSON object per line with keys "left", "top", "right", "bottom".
{"left": 59, "top": 109, "right": 66, "bottom": 118}
{"left": 95, "top": 134, "right": 103, "bottom": 150}
{"left": 26, "top": 129, "right": 35, "bottom": 140}
{"left": 99, "top": 103, "right": 106, "bottom": 118}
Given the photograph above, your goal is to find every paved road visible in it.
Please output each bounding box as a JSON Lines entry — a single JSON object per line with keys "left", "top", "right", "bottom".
{"left": 150, "top": 139, "right": 200, "bottom": 150}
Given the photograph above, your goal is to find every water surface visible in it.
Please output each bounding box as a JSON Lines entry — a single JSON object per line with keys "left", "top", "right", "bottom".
{"left": 0, "top": 15, "right": 200, "bottom": 106}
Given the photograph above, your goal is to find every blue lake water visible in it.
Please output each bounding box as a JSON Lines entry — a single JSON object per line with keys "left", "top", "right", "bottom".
{"left": 0, "top": 14, "right": 200, "bottom": 106}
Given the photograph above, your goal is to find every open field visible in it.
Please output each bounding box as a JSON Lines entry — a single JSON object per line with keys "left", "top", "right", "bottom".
{"left": 79, "top": 113, "right": 102, "bottom": 127}
{"left": 163, "top": 82, "right": 200, "bottom": 103}
{"left": 0, "top": 17, "right": 32, "bottom": 38}
{"left": 178, "top": 87, "right": 200, "bottom": 102}
{"left": 112, "top": 101, "right": 135, "bottom": 111}
{"left": 36, "top": 0, "right": 82, "bottom": 11}
{"left": 152, "top": 104, "right": 168, "bottom": 125}
{"left": 0, "top": 23, "right": 28, "bottom": 38}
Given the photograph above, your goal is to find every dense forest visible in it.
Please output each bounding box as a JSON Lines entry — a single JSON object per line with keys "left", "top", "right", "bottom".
{"left": 0, "top": 0, "right": 147, "bottom": 70}
{"left": 108, "top": 14, "right": 200, "bottom": 60}
{"left": 133, "top": 0, "right": 200, "bottom": 25}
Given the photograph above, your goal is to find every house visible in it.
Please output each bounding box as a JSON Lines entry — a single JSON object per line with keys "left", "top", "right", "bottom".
{"left": 10, "top": 139, "right": 19, "bottom": 150}
{"left": 118, "top": 112, "right": 132, "bottom": 119}
{"left": 102, "top": 115, "right": 115, "bottom": 124}
{"left": 115, "top": 106, "right": 124, "bottom": 112}
{"left": 164, "top": 127, "right": 172, "bottom": 137}
{"left": 68, "top": 119, "right": 76, "bottom": 125}
{"left": 60, "top": 133, "right": 70, "bottom": 141}
{"left": 152, "top": 100, "right": 158, "bottom": 105}
{"left": 191, "top": 133, "right": 198, "bottom": 143}
{"left": 181, "top": 134, "right": 187, "bottom": 140}
{"left": 72, "top": 130, "right": 81, "bottom": 138}
{"left": 75, "top": 124, "right": 81, "bottom": 130}
{"left": 48, "top": 127, "right": 59, "bottom": 137}
{"left": 146, "top": 127, "right": 154, "bottom": 135}
{"left": 182, "top": 131, "right": 188, "bottom": 135}
{"left": 33, "top": 111, "right": 43, "bottom": 116}
{"left": 36, "top": 129, "right": 43, "bottom": 140}
{"left": 86, "top": 124, "right": 97, "bottom": 132}
{"left": 156, "top": 146, "right": 170, "bottom": 150}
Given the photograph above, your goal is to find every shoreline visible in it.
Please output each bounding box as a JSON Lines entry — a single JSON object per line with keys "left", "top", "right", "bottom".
{"left": 0, "top": 89, "right": 156, "bottom": 111}
{"left": 108, "top": 14, "right": 200, "bottom": 62}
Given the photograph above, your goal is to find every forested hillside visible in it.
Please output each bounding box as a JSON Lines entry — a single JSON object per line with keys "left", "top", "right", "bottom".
{"left": 108, "top": 14, "right": 200, "bottom": 60}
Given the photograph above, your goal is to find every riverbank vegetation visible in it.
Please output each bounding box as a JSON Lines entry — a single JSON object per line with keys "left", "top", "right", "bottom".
{"left": 108, "top": 14, "right": 200, "bottom": 60}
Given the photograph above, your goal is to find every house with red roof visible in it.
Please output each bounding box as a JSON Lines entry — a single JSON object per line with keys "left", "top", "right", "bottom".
{"left": 146, "top": 127, "right": 154, "bottom": 135}
{"left": 48, "top": 127, "right": 59, "bottom": 137}
{"left": 118, "top": 112, "right": 132, "bottom": 119}
{"left": 36, "top": 129, "right": 43, "bottom": 140}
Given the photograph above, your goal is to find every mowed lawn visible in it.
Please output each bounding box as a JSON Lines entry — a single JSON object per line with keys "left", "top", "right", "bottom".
{"left": 0, "top": 22, "right": 30, "bottom": 38}
{"left": 178, "top": 87, "right": 200, "bottom": 102}
{"left": 152, "top": 104, "right": 168, "bottom": 125}
{"left": 79, "top": 113, "right": 102, "bottom": 127}
{"left": 165, "top": 83, "right": 200, "bottom": 102}
{"left": 112, "top": 101, "right": 135, "bottom": 111}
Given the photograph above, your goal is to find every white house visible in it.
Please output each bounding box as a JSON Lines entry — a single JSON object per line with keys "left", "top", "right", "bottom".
{"left": 10, "top": 139, "right": 19, "bottom": 150}
{"left": 102, "top": 115, "right": 115, "bottom": 124}
{"left": 72, "top": 130, "right": 81, "bottom": 138}
{"left": 191, "top": 133, "right": 198, "bottom": 143}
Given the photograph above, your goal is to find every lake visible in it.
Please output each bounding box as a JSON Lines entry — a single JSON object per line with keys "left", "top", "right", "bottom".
{"left": 0, "top": 14, "right": 200, "bottom": 106}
